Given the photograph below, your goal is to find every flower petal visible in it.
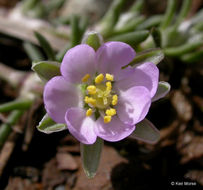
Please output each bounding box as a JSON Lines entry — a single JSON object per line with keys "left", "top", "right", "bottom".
{"left": 65, "top": 108, "right": 97, "bottom": 144}
{"left": 61, "top": 44, "right": 96, "bottom": 84}
{"left": 96, "top": 42, "right": 135, "bottom": 79}
{"left": 44, "top": 76, "right": 80, "bottom": 123}
{"left": 95, "top": 116, "right": 135, "bottom": 142}
{"left": 116, "top": 86, "right": 151, "bottom": 125}
{"left": 116, "top": 62, "right": 159, "bottom": 97}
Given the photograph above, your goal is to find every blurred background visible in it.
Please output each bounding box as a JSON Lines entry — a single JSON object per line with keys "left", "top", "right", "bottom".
{"left": 0, "top": 0, "right": 203, "bottom": 189}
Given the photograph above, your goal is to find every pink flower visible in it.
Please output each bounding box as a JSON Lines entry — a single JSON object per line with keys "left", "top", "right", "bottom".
{"left": 43, "top": 42, "right": 159, "bottom": 144}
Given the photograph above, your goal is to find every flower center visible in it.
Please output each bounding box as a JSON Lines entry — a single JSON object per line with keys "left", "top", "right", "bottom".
{"left": 81, "top": 73, "right": 118, "bottom": 124}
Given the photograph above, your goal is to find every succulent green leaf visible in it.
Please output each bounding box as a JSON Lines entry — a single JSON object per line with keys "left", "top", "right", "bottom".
{"left": 37, "top": 114, "right": 66, "bottom": 134}
{"left": 23, "top": 42, "right": 44, "bottom": 61}
{"left": 32, "top": 61, "right": 61, "bottom": 82}
{"left": 180, "top": 49, "right": 203, "bottom": 63}
{"left": 107, "top": 30, "right": 149, "bottom": 46}
{"left": 164, "top": 40, "right": 203, "bottom": 57}
{"left": 160, "top": 0, "right": 176, "bottom": 29}
{"left": 151, "top": 27, "right": 162, "bottom": 47}
{"left": 152, "top": 81, "right": 171, "bottom": 102}
{"left": 80, "top": 138, "right": 103, "bottom": 178}
{"left": 0, "top": 110, "right": 24, "bottom": 148}
{"left": 0, "top": 99, "right": 32, "bottom": 113}
{"left": 125, "top": 48, "right": 164, "bottom": 67}
{"left": 34, "top": 31, "right": 56, "bottom": 60}
{"left": 137, "top": 15, "right": 162, "bottom": 30}
{"left": 130, "top": 119, "right": 160, "bottom": 144}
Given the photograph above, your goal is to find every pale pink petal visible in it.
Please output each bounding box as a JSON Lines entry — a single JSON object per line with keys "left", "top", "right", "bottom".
{"left": 116, "top": 62, "right": 159, "bottom": 97}
{"left": 96, "top": 42, "right": 135, "bottom": 80}
{"left": 94, "top": 116, "right": 135, "bottom": 142}
{"left": 61, "top": 44, "right": 96, "bottom": 84}
{"left": 116, "top": 86, "right": 151, "bottom": 125}
{"left": 44, "top": 76, "right": 80, "bottom": 123}
{"left": 65, "top": 108, "right": 97, "bottom": 144}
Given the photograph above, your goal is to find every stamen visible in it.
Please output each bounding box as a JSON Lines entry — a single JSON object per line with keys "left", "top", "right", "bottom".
{"left": 87, "top": 85, "right": 96, "bottom": 95}
{"left": 104, "top": 115, "right": 112, "bottom": 123}
{"left": 112, "top": 95, "right": 118, "bottom": 105}
{"left": 106, "top": 73, "right": 114, "bottom": 81}
{"left": 95, "top": 74, "right": 104, "bottom": 84}
{"left": 86, "top": 108, "right": 93, "bottom": 117}
{"left": 106, "top": 108, "right": 116, "bottom": 116}
{"left": 82, "top": 74, "right": 90, "bottom": 82}
{"left": 106, "top": 82, "right": 112, "bottom": 91}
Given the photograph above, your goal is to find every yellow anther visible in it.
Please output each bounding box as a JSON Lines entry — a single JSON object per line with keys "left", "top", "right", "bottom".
{"left": 106, "top": 82, "right": 112, "bottom": 91}
{"left": 105, "top": 73, "right": 114, "bottom": 81}
{"left": 84, "top": 96, "right": 96, "bottom": 106}
{"left": 95, "top": 74, "right": 104, "bottom": 84}
{"left": 106, "top": 108, "right": 116, "bottom": 116}
{"left": 87, "top": 85, "right": 97, "bottom": 95}
{"left": 86, "top": 108, "right": 93, "bottom": 117}
{"left": 104, "top": 115, "right": 112, "bottom": 123}
{"left": 84, "top": 96, "right": 89, "bottom": 103}
{"left": 112, "top": 95, "right": 118, "bottom": 106}
{"left": 82, "top": 74, "right": 90, "bottom": 82}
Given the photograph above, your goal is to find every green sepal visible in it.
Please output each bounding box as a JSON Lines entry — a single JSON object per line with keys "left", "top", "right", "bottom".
{"left": 130, "top": 119, "right": 160, "bottom": 144}
{"left": 80, "top": 138, "right": 103, "bottom": 178}
{"left": 125, "top": 48, "right": 164, "bottom": 67}
{"left": 37, "top": 114, "right": 66, "bottom": 134}
{"left": 32, "top": 61, "right": 61, "bottom": 82}
{"left": 152, "top": 81, "right": 171, "bottom": 102}
{"left": 82, "top": 31, "right": 103, "bottom": 51}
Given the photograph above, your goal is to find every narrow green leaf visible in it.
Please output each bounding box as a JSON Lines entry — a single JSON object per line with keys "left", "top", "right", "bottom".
{"left": 37, "top": 114, "right": 66, "bottom": 134}
{"left": 70, "top": 15, "right": 82, "bottom": 47}
{"left": 45, "top": 0, "right": 66, "bottom": 15}
{"left": 164, "top": 41, "right": 203, "bottom": 57}
{"left": 130, "top": 119, "right": 160, "bottom": 144}
{"left": 32, "top": 61, "right": 60, "bottom": 82}
{"left": 130, "top": 0, "right": 144, "bottom": 13}
{"left": 34, "top": 31, "right": 56, "bottom": 60}
{"left": 160, "top": 0, "right": 176, "bottom": 29}
{"left": 136, "top": 15, "right": 162, "bottom": 30}
{"left": 82, "top": 31, "right": 103, "bottom": 51}
{"left": 100, "top": 0, "right": 126, "bottom": 37}
{"left": 0, "top": 110, "right": 24, "bottom": 148}
{"left": 152, "top": 81, "right": 171, "bottom": 102}
{"left": 113, "top": 16, "right": 145, "bottom": 35}
{"left": 23, "top": 42, "right": 44, "bottom": 61}
{"left": 125, "top": 48, "right": 164, "bottom": 67}
{"left": 151, "top": 27, "right": 162, "bottom": 47}
{"left": 0, "top": 99, "right": 32, "bottom": 113}
{"left": 107, "top": 30, "right": 149, "bottom": 46}
{"left": 173, "top": 0, "right": 191, "bottom": 29}
{"left": 81, "top": 138, "right": 103, "bottom": 178}
{"left": 181, "top": 49, "right": 203, "bottom": 63}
